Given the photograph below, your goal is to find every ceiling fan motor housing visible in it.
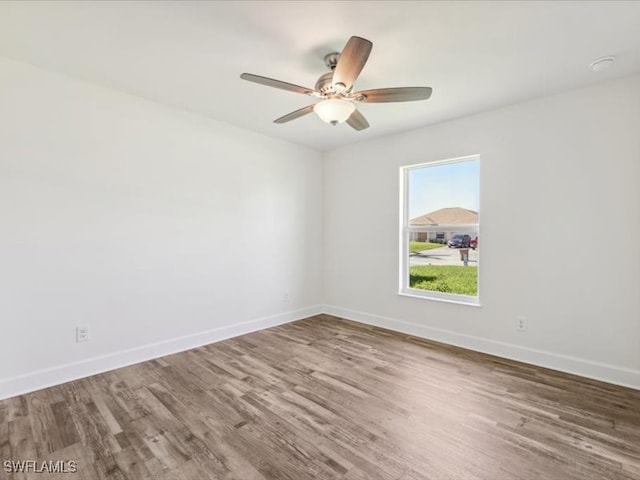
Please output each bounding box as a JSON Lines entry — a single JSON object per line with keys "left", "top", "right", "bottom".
{"left": 315, "top": 52, "right": 351, "bottom": 96}
{"left": 315, "top": 72, "right": 336, "bottom": 95}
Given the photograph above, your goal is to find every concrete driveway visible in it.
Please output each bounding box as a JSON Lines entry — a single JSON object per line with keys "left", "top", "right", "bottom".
{"left": 409, "top": 245, "right": 478, "bottom": 266}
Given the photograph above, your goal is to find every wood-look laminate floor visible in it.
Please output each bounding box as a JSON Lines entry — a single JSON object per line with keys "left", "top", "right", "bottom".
{"left": 1, "top": 315, "right": 639, "bottom": 480}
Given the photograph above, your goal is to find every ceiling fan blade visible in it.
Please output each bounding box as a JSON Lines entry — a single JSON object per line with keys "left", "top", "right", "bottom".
{"left": 332, "top": 36, "right": 373, "bottom": 90}
{"left": 240, "top": 73, "right": 315, "bottom": 96}
{"left": 273, "top": 104, "right": 316, "bottom": 124}
{"left": 346, "top": 108, "right": 369, "bottom": 131}
{"left": 354, "top": 87, "right": 433, "bottom": 103}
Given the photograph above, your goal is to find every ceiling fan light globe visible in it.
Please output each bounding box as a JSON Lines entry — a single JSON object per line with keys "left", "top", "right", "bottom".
{"left": 314, "top": 99, "right": 355, "bottom": 125}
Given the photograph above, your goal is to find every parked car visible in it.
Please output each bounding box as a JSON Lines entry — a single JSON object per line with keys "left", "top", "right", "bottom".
{"left": 447, "top": 234, "right": 471, "bottom": 248}
{"left": 470, "top": 236, "right": 478, "bottom": 250}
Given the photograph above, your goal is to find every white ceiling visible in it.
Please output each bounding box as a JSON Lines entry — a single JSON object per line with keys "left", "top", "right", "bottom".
{"left": 1, "top": 1, "right": 640, "bottom": 151}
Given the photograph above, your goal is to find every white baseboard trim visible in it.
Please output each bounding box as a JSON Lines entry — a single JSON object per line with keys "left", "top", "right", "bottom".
{"left": 0, "top": 305, "right": 323, "bottom": 401}
{"left": 323, "top": 305, "right": 640, "bottom": 391}
{"left": 3, "top": 304, "right": 638, "bottom": 400}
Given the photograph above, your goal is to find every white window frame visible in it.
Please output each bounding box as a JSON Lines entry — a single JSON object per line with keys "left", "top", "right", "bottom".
{"left": 399, "top": 155, "right": 481, "bottom": 306}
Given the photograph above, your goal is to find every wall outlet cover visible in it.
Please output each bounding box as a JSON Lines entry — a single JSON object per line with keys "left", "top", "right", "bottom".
{"left": 76, "top": 325, "right": 90, "bottom": 342}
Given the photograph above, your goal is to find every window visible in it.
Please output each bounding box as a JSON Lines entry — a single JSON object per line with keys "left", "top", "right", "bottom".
{"left": 400, "top": 155, "right": 480, "bottom": 305}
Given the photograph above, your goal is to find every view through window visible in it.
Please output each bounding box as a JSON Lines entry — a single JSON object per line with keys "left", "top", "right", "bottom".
{"left": 400, "top": 156, "right": 480, "bottom": 304}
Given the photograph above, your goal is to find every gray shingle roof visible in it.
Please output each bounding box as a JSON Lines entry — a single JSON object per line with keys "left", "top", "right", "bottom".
{"left": 410, "top": 207, "right": 478, "bottom": 226}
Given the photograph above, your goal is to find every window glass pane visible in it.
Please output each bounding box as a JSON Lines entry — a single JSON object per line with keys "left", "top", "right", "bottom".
{"left": 407, "top": 233, "right": 478, "bottom": 296}
{"left": 403, "top": 157, "right": 479, "bottom": 301}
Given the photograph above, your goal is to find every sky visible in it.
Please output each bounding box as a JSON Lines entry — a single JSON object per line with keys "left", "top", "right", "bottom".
{"left": 408, "top": 158, "right": 479, "bottom": 219}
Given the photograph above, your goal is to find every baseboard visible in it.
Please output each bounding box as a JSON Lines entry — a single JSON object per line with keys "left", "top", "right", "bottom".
{"left": 323, "top": 305, "right": 640, "bottom": 391}
{"left": 0, "top": 305, "right": 323, "bottom": 401}
{"left": 4, "top": 304, "right": 637, "bottom": 400}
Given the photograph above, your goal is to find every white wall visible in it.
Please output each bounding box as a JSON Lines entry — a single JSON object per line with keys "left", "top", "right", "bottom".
{"left": 0, "top": 57, "right": 323, "bottom": 398}
{"left": 324, "top": 74, "right": 640, "bottom": 388}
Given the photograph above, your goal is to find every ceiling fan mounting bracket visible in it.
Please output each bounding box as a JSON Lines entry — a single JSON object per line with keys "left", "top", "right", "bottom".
{"left": 323, "top": 52, "right": 340, "bottom": 71}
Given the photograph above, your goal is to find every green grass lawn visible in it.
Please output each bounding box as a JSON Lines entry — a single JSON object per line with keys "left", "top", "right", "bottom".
{"left": 409, "top": 265, "right": 478, "bottom": 295}
{"left": 409, "top": 241, "right": 443, "bottom": 252}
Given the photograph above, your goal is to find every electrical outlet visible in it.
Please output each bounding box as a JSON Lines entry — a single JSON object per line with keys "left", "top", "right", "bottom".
{"left": 76, "top": 324, "right": 90, "bottom": 342}
{"left": 283, "top": 292, "right": 290, "bottom": 304}
{"left": 516, "top": 316, "right": 527, "bottom": 332}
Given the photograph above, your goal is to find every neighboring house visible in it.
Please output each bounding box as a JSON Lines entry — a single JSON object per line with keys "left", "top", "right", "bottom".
{"left": 409, "top": 207, "right": 478, "bottom": 242}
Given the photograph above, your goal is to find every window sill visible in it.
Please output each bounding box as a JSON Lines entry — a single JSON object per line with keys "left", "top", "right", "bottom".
{"left": 398, "top": 290, "right": 481, "bottom": 307}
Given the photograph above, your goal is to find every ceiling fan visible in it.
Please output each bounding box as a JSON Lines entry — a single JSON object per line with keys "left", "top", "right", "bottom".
{"left": 240, "top": 36, "right": 432, "bottom": 131}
